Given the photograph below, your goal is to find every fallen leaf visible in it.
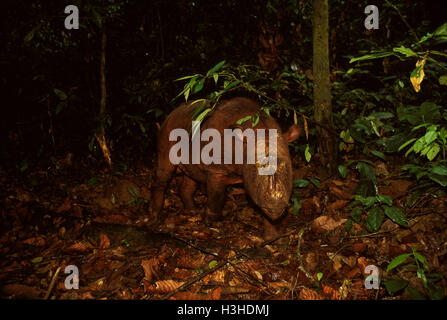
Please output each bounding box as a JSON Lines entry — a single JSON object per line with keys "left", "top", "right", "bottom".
{"left": 299, "top": 288, "right": 322, "bottom": 300}
{"left": 149, "top": 280, "right": 184, "bottom": 293}
{"left": 65, "top": 241, "right": 92, "bottom": 253}
{"left": 311, "top": 216, "right": 347, "bottom": 233}
{"left": 2, "top": 284, "right": 42, "bottom": 299}
{"left": 22, "top": 236, "right": 45, "bottom": 246}
{"left": 322, "top": 284, "right": 338, "bottom": 300}
{"left": 99, "top": 233, "right": 110, "bottom": 249}
{"left": 141, "top": 258, "right": 161, "bottom": 283}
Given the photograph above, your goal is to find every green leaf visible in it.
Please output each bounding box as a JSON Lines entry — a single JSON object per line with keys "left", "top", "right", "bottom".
{"left": 377, "top": 195, "right": 393, "bottom": 206}
{"left": 350, "top": 208, "right": 363, "bottom": 223}
{"left": 393, "top": 46, "right": 417, "bottom": 58}
{"left": 338, "top": 165, "right": 347, "bottom": 179}
{"left": 192, "top": 108, "right": 212, "bottom": 139}
{"left": 398, "top": 138, "right": 417, "bottom": 151}
{"left": 349, "top": 51, "right": 395, "bottom": 63}
{"left": 439, "top": 75, "right": 447, "bottom": 86}
{"left": 175, "top": 74, "right": 198, "bottom": 82}
{"left": 213, "top": 73, "right": 219, "bottom": 84}
{"left": 433, "top": 23, "right": 447, "bottom": 37}
{"left": 383, "top": 279, "right": 409, "bottom": 294}
{"left": 424, "top": 131, "right": 438, "bottom": 145}
{"left": 430, "top": 166, "right": 447, "bottom": 176}
{"left": 407, "top": 287, "right": 427, "bottom": 300}
{"left": 309, "top": 177, "right": 320, "bottom": 188}
{"left": 387, "top": 253, "right": 412, "bottom": 272}
{"left": 208, "top": 260, "right": 217, "bottom": 269}
{"left": 371, "top": 149, "right": 386, "bottom": 160}
{"left": 427, "top": 173, "right": 447, "bottom": 186}
{"left": 192, "top": 78, "right": 205, "bottom": 94}
{"left": 252, "top": 114, "right": 259, "bottom": 127}
{"left": 304, "top": 144, "right": 311, "bottom": 162}
{"left": 412, "top": 250, "right": 427, "bottom": 265}
{"left": 366, "top": 207, "right": 383, "bottom": 232}
{"left": 207, "top": 60, "right": 226, "bottom": 75}
{"left": 24, "top": 23, "right": 42, "bottom": 43}
{"left": 369, "top": 112, "right": 394, "bottom": 120}
{"left": 31, "top": 257, "right": 43, "bottom": 264}
{"left": 294, "top": 179, "right": 309, "bottom": 188}
{"left": 224, "top": 80, "right": 241, "bottom": 90}
{"left": 383, "top": 206, "right": 408, "bottom": 227}
{"left": 184, "top": 87, "right": 191, "bottom": 101}
{"left": 292, "top": 197, "right": 301, "bottom": 215}
{"left": 428, "top": 285, "right": 445, "bottom": 300}
{"left": 427, "top": 143, "right": 440, "bottom": 161}
{"left": 236, "top": 115, "right": 252, "bottom": 125}
{"left": 54, "top": 88, "right": 67, "bottom": 101}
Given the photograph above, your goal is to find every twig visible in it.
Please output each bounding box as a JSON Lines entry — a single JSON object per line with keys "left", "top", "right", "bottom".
{"left": 347, "top": 230, "right": 393, "bottom": 239}
{"left": 160, "top": 260, "right": 227, "bottom": 300}
{"left": 295, "top": 228, "right": 314, "bottom": 281}
{"left": 170, "top": 236, "right": 276, "bottom": 296}
{"left": 385, "top": 0, "right": 420, "bottom": 44}
{"left": 44, "top": 266, "right": 61, "bottom": 300}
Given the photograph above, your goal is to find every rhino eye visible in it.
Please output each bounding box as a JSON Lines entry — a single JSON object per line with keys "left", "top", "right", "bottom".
{"left": 255, "top": 156, "right": 277, "bottom": 173}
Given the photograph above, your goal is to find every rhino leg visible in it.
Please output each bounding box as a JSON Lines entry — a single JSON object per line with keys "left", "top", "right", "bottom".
{"left": 151, "top": 156, "right": 176, "bottom": 222}
{"left": 179, "top": 175, "right": 197, "bottom": 210}
{"left": 204, "top": 174, "right": 227, "bottom": 221}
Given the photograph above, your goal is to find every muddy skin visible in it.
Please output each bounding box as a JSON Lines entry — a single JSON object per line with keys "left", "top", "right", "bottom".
{"left": 151, "top": 97, "right": 301, "bottom": 240}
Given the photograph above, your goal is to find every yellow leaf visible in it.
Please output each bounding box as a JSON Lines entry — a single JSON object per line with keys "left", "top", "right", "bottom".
{"left": 410, "top": 58, "right": 426, "bottom": 93}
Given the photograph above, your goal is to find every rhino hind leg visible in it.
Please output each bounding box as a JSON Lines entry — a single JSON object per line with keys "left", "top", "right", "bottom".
{"left": 151, "top": 156, "right": 176, "bottom": 222}
{"left": 179, "top": 175, "right": 197, "bottom": 211}
{"left": 204, "top": 174, "right": 227, "bottom": 221}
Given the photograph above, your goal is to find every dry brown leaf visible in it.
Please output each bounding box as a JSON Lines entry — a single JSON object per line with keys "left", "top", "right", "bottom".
{"left": 338, "top": 279, "right": 351, "bottom": 300}
{"left": 311, "top": 216, "right": 347, "bottom": 233}
{"left": 221, "top": 286, "right": 250, "bottom": 295}
{"left": 357, "top": 257, "right": 368, "bottom": 273}
{"left": 2, "top": 284, "right": 42, "bottom": 299}
{"left": 327, "top": 199, "right": 350, "bottom": 212}
{"left": 22, "top": 236, "right": 45, "bottom": 246}
{"left": 56, "top": 198, "right": 72, "bottom": 213}
{"left": 347, "top": 267, "right": 361, "bottom": 279}
{"left": 349, "top": 243, "right": 366, "bottom": 253}
{"left": 99, "top": 233, "right": 110, "bottom": 249}
{"left": 141, "top": 258, "right": 161, "bottom": 282}
{"left": 170, "top": 291, "right": 205, "bottom": 300}
{"left": 332, "top": 256, "right": 343, "bottom": 272}
{"left": 267, "top": 280, "right": 291, "bottom": 291}
{"left": 304, "top": 252, "right": 318, "bottom": 271}
{"left": 149, "top": 280, "right": 184, "bottom": 294}
{"left": 322, "top": 284, "right": 338, "bottom": 300}
{"left": 206, "top": 287, "right": 222, "bottom": 300}
{"left": 177, "top": 253, "right": 204, "bottom": 269}
{"left": 65, "top": 241, "right": 92, "bottom": 253}
{"left": 300, "top": 197, "right": 321, "bottom": 215}
{"left": 299, "top": 288, "right": 322, "bottom": 300}
{"left": 329, "top": 186, "right": 353, "bottom": 200}
{"left": 170, "top": 287, "right": 222, "bottom": 300}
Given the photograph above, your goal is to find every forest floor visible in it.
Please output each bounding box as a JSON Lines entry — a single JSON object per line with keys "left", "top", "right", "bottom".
{"left": 0, "top": 152, "right": 446, "bottom": 300}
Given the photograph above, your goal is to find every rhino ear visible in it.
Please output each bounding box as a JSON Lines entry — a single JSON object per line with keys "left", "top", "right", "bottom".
{"left": 284, "top": 125, "right": 301, "bottom": 142}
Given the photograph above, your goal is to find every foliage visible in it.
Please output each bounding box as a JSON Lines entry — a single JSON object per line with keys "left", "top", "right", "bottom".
{"left": 383, "top": 248, "right": 445, "bottom": 300}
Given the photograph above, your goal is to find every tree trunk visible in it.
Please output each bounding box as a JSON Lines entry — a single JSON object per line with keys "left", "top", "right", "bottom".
{"left": 313, "top": 0, "right": 337, "bottom": 175}
{"left": 96, "top": 27, "right": 112, "bottom": 168}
